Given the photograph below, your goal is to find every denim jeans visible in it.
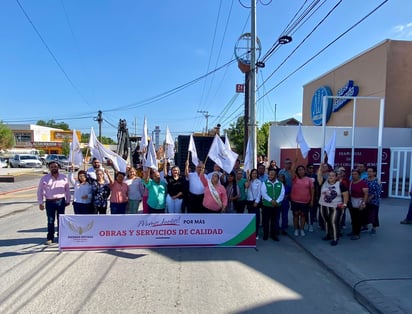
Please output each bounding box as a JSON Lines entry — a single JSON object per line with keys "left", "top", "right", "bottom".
{"left": 110, "top": 202, "right": 127, "bottom": 214}
{"left": 45, "top": 198, "right": 66, "bottom": 241}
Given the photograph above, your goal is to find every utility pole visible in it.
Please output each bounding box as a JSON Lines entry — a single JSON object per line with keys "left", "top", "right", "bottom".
{"left": 94, "top": 110, "right": 103, "bottom": 142}
{"left": 250, "top": 0, "right": 257, "bottom": 169}
{"left": 197, "top": 110, "right": 210, "bottom": 135}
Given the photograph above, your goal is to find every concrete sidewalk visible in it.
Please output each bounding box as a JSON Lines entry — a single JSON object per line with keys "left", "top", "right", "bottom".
{"left": 0, "top": 168, "right": 45, "bottom": 195}
{"left": 1, "top": 169, "right": 411, "bottom": 313}
{"left": 288, "top": 198, "right": 412, "bottom": 313}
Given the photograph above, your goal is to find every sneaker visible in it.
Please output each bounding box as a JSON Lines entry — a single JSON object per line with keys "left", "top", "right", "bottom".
{"left": 300, "top": 230, "right": 306, "bottom": 237}
{"left": 256, "top": 236, "right": 259, "bottom": 240}
{"left": 45, "top": 240, "right": 53, "bottom": 245}
{"left": 361, "top": 226, "right": 368, "bottom": 233}
{"left": 400, "top": 219, "right": 412, "bottom": 224}
{"left": 370, "top": 228, "right": 376, "bottom": 235}
{"left": 308, "top": 225, "right": 314, "bottom": 232}
{"left": 294, "top": 229, "right": 299, "bottom": 236}
{"left": 330, "top": 240, "right": 338, "bottom": 246}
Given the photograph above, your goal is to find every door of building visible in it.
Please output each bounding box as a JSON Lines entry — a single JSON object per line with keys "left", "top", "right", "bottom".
{"left": 389, "top": 148, "right": 412, "bottom": 199}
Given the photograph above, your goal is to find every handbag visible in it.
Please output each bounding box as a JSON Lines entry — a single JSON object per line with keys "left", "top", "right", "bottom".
{"left": 350, "top": 197, "right": 363, "bottom": 208}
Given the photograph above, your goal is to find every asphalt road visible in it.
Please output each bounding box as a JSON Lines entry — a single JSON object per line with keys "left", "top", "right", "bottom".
{"left": 0, "top": 182, "right": 369, "bottom": 314}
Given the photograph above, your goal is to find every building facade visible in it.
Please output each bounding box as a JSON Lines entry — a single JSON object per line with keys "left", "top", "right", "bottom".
{"left": 269, "top": 39, "right": 412, "bottom": 198}
{"left": 6, "top": 124, "right": 80, "bottom": 155}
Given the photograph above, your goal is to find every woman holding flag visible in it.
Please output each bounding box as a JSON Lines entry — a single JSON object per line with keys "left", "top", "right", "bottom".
{"left": 199, "top": 167, "right": 227, "bottom": 213}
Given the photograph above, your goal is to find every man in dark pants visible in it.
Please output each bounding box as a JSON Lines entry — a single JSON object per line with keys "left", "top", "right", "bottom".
{"left": 37, "top": 161, "right": 71, "bottom": 245}
{"left": 261, "top": 169, "right": 285, "bottom": 241}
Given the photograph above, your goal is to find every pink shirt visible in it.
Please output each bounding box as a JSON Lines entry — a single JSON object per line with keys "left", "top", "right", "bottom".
{"left": 37, "top": 173, "right": 71, "bottom": 205}
{"left": 110, "top": 181, "right": 129, "bottom": 203}
{"left": 291, "top": 176, "right": 313, "bottom": 204}
{"left": 200, "top": 175, "right": 228, "bottom": 211}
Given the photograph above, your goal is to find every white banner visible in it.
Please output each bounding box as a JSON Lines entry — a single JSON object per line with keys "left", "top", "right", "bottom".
{"left": 59, "top": 214, "right": 256, "bottom": 251}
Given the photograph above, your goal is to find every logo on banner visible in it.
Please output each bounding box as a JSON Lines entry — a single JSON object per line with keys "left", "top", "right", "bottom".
{"left": 68, "top": 221, "right": 94, "bottom": 235}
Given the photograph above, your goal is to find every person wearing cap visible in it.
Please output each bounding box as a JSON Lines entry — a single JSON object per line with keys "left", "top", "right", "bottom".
{"left": 37, "top": 161, "right": 71, "bottom": 245}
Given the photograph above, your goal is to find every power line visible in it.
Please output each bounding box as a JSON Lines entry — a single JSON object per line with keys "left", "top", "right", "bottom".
{"left": 257, "top": 0, "right": 390, "bottom": 102}
{"left": 15, "top": 0, "right": 93, "bottom": 109}
{"left": 258, "top": 0, "right": 343, "bottom": 91}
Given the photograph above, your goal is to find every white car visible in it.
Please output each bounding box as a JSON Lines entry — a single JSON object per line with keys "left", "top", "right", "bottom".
{"left": 0, "top": 157, "right": 7, "bottom": 168}
{"left": 9, "top": 154, "right": 43, "bottom": 168}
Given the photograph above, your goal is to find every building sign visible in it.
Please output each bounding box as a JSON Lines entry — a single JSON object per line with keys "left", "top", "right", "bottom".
{"left": 307, "top": 147, "right": 390, "bottom": 197}
{"left": 311, "top": 86, "right": 333, "bottom": 126}
{"left": 236, "top": 84, "right": 245, "bottom": 93}
{"left": 333, "top": 80, "right": 359, "bottom": 112}
{"left": 311, "top": 81, "right": 359, "bottom": 125}
{"left": 51, "top": 131, "right": 72, "bottom": 141}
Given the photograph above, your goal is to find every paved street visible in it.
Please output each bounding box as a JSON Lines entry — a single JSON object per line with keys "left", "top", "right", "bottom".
{"left": 0, "top": 169, "right": 411, "bottom": 313}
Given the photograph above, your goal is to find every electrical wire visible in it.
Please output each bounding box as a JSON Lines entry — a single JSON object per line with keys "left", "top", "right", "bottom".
{"left": 258, "top": 0, "right": 343, "bottom": 91}
{"left": 15, "top": 0, "right": 93, "bottom": 109}
{"left": 257, "top": 0, "right": 390, "bottom": 102}
{"left": 197, "top": 0, "right": 223, "bottom": 110}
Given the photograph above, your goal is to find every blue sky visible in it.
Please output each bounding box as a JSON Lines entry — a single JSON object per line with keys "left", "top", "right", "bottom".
{"left": 1, "top": 0, "right": 411, "bottom": 141}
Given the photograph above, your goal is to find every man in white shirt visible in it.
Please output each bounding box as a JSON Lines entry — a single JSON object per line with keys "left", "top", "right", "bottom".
{"left": 185, "top": 160, "right": 206, "bottom": 213}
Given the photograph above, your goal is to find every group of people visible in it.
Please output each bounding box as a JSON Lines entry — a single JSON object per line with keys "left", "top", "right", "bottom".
{"left": 37, "top": 154, "right": 412, "bottom": 247}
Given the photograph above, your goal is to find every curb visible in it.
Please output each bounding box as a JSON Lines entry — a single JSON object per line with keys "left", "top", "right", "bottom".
{"left": 0, "top": 185, "right": 37, "bottom": 196}
{"left": 288, "top": 234, "right": 407, "bottom": 314}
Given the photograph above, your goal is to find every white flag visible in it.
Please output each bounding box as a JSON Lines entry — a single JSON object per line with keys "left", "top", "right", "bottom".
{"left": 188, "top": 134, "right": 199, "bottom": 166}
{"left": 243, "top": 136, "right": 252, "bottom": 173}
{"left": 141, "top": 116, "right": 148, "bottom": 151}
{"left": 224, "top": 132, "right": 232, "bottom": 151}
{"left": 144, "top": 141, "right": 158, "bottom": 170}
{"left": 69, "top": 129, "right": 83, "bottom": 167}
{"left": 208, "top": 135, "right": 238, "bottom": 174}
{"left": 296, "top": 124, "right": 310, "bottom": 158}
{"left": 325, "top": 130, "right": 337, "bottom": 167}
{"left": 88, "top": 128, "right": 128, "bottom": 173}
{"left": 165, "top": 126, "right": 175, "bottom": 159}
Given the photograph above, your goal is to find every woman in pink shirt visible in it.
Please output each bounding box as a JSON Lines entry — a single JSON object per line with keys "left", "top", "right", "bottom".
{"left": 199, "top": 168, "right": 227, "bottom": 213}
{"left": 109, "top": 171, "right": 129, "bottom": 214}
{"left": 291, "top": 165, "right": 314, "bottom": 237}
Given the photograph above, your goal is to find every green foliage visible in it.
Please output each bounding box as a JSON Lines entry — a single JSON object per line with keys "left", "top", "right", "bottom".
{"left": 225, "top": 116, "right": 269, "bottom": 160}
{"left": 257, "top": 122, "right": 270, "bottom": 157}
{"left": 226, "top": 116, "right": 245, "bottom": 155}
{"left": 0, "top": 122, "right": 14, "bottom": 150}
{"left": 81, "top": 133, "right": 116, "bottom": 145}
{"left": 62, "top": 138, "right": 70, "bottom": 156}
{"left": 36, "top": 119, "right": 69, "bottom": 130}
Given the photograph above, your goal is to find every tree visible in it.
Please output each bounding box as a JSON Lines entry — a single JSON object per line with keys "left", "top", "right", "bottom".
{"left": 36, "top": 119, "right": 69, "bottom": 130}
{"left": 257, "top": 122, "right": 270, "bottom": 157}
{"left": 62, "top": 138, "right": 70, "bottom": 156}
{"left": 0, "top": 122, "right": 14, "bottom": 150}
{"left": 81, "top": 133, "right": 116, "bottom": 145}
{"left": 225, "top": 116, "right": 269, "bottom": 160}
{"left": 226, "top": 116, "right": 245, "bottom": 156}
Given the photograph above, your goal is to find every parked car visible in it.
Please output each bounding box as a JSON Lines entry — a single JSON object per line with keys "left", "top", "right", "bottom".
{"left": 0, "top": 157, "right": 8, "bottom": 168}
{"left": 9, "top": 154, "right": 43, "bottom": 168}
{"left": 45, "top": 154, "right": 79, "bottom": 170}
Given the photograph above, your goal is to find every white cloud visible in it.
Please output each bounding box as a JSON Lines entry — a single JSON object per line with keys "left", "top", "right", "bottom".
{"left": 392, "top": 22, "right": 412, "bottom": 39}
